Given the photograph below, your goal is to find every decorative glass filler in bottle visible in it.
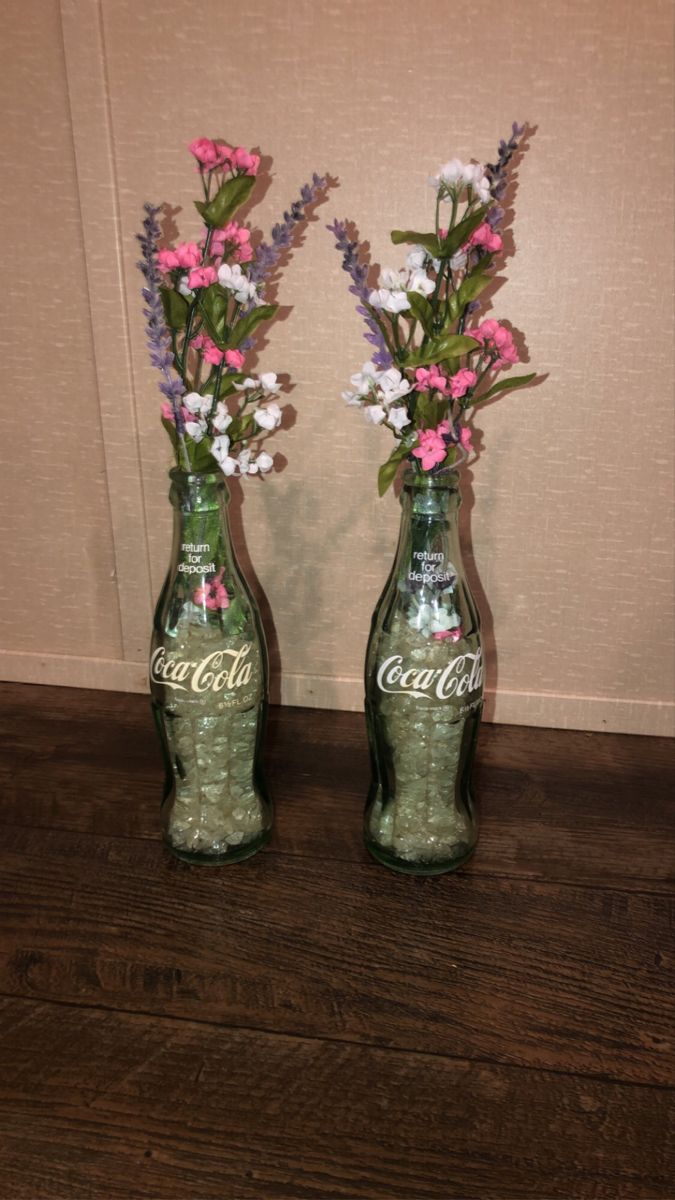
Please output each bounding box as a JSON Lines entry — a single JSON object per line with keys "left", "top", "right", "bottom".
{"left": 150, "top": 470, "right": 270, "bottom": 863}
{"left": 365, "top": 468, "right": 482, "bottom": 873}
{"left": 329, "top": 124, "right": 536, "bottom": 873}
{"left": 137, "top": 139, "right": 327, "bottom": 862}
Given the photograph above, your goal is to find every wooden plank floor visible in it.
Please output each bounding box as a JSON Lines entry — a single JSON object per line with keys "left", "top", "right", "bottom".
{"left": 0, "top": 683, "right": 672, "bottom": 1199}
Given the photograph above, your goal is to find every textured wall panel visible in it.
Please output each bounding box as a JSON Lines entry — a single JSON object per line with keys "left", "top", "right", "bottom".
{"left": 0, "top": 0, "right": 122, "bottom": 659}
{"left": 102, "top": 0, "right": 674, "bottom": 732}
{"left": 0, "top": 0, "right": 673, "bottom": 734}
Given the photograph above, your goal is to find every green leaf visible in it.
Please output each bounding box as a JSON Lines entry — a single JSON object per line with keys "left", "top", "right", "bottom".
{"left": 227, "top": 303, "right": 277, "bottom": 349}
{"left": 439, "top": 205, "right": 489, "bottom": 257}
{"left": 469, "top": 372, "right": 537, "bottom": 407}
{"left": 228, "top": 413, "right": 255, "bottom": 444}
{"left": 405, "top": 292, "right": 434, "bottom": 335}
{"left": 199, "top": 284, "right": 230, "bottom": 344}
{"left": 196, "top": 175, "right": 256, "bottom": 227}
{"left": 412, "top": 393, "right": 448, "bottom": 430}
{"left": 184, "top": 433, "right": 218, "bottom": 472}
{"left": 408, "top": 333, "right": 480, "bottom": 368}
{"left": 201, "top": 372, "right": 244, "bottom": 400}
{"left": 447, "top": 270, "right": 495, "bottom": 321}
{"left": 377, "top": 441, "right": 409, "bottom": 497}
{"left": 390, "top": 230, "right": 441, "bottom": 255}
{"left": 471, "top": 252, "right": 494, "bottom": 275}
{"left": 160, "top": 287, "right": 189, "bottom": 330}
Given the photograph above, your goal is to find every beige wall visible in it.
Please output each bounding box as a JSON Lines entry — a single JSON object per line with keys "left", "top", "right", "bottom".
{"left": 0, "top": 0, "right": 673, "bottom": 734}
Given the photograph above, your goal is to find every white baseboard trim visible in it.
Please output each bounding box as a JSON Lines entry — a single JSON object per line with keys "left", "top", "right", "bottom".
{"left": 0, "top": 651, "right": 672, "bottom": 736}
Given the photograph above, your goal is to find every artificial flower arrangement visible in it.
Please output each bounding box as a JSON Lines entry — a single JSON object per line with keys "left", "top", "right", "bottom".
{"left": 329, "top": 123, "right": 535, "bottom": 496}
{"left": 137, "top": 137, "right": 326, "bottom": 478}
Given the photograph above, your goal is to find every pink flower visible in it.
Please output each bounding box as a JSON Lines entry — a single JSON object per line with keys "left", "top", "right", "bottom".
{"left": 230, "top": 147, "right": 260, "bottom": 175}
{"left": 175, "top": 242, "right": 202, "bottom": 269}
{"left": 203, "top": 344, "right": 224, "bottom": 366}
{"left": 448, "top": 368, "right": 477, "bottom": 399}
{"left": 415, "top": 365, "right": 449, "bottom": 394}
{"left": 187, "top": 266, "right": 217, "bottom": 290}
{"left": 459, "top": 426, "right": 473, "bottom": 453}
{"left": 468, "top": 222, "right": 503, "bottom": 253}
{"left": 412, "top": 421, "right": 450, "bottom": 471}
{"left": 194, "top": 569, "right": 230, "bottom": 611}
{"left": 468, "top": 319, "right": 519, "bottom": 367}
{"left": 225, "top": 349, "right": 245, "bottom": 370}
{"left": 234, "top": 242, "right": 254, "bottom": 264}
{"left": 192, "top": 333, "right": 226, "bottom": 366}
{"left": 221, "top": 221, "right": 251, "bottom": 246}
{"left": 160, "top": 402, "right": 175, "bottom": 422}
{"left": 158, "top": 243, "right": 202, "bottom": 271}
{"left": 433, "top": 626, "right": 463, "bottom": 642}
{"left": 157, "top": 248, "right": 180, "bottom": 272}
{"left": 189, "top": 138, "right": 232, "bottom": 170}
{"left": 438, "top": 227, "right": 448, "bottom": 240}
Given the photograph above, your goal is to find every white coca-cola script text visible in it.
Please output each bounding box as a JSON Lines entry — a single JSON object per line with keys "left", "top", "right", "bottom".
{"left": 150, "top": 644, "right": 254, "bottom": 694}
{"left": 377, "top": 648, "right": 483, "bottom": 701}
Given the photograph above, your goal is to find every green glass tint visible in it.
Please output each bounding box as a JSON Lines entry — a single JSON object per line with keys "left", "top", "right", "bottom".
{"left": 365, "top": 468, "right": 483, "bottom": 874}
{"left": 150, "top": 470, "right": 271, "bottom": 864}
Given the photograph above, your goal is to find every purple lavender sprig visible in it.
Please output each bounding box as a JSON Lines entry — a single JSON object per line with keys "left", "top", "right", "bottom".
{"left": 249, "top": 173, "right": 328, "bottom": 285}
{"left": 136, "top": 203, "right": 188, "bottom": 461}
{"left": 326, "top": 220, "right": 392, "bottom": 369}
{"left": 485, "top": 122, "right": 525, "bottom": 228}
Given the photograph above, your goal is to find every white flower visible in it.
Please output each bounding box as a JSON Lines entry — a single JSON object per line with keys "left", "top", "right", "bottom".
{"left": 410, "top": 602, "right": 435, "bottom": 635}
{"left": 185, "top": 418, "right": 207, "bottom": 443}
{"left": 406, "top": 246, "right": 427, "bottom": 270}
{"left": 220, "top": 456, "right": 238, "bottom": 475}
{"left": 450, "top": 248, "right": 468, "bottom": 271}
{"left": 217, "top": 262, "right": 259, "bottom": 305}
{"left": 233, "top": 372, "right": 278, "bottom": 395}
{"left": 253, "top": 401, "right": 282, "bottom": 431}
{"left": 429, "top": 158, "right": 464, "bottom": 191}
{"left": 177, "top": 275, "right": 193, "bottom": 298}
{"left": 369, "top": 267, "right": 411, "bottom": 314}
{"left": 237, "top": 448, "right": 255, "bottom": 475}
{"left": 341, "top": 390, "right": 363, "bottom": 407}
{"left": 211, "top": 434, "right": 231, "bottom": 465}
{"left": 183, "top": 391, "right": 210, "bottom": 417}
{"left": 369, "top": 287, "right": 410, "bottom": 314}
{"left": 257, "top": 451, "right": 274, "bottom": 473}
{"left": 259, "top": 372, "right": 278, "bottom": 394}
{"left": 388, "top": 405, "right": 411, "bottom": 431}
{"left": 407, "top": 268, "right": 435, "bottom": 298}
{"left": 430, "top": 158, "right": 491, "bottom": 204}
{"left": 462, "top": 162, "right": 491, "bottom": 203}
{"left": 430, "top": 610, "right": 454, "bottom": 634}
{"left": 378, "top": 367, "right": 411, "bottom": 405}
{"left": 349, "top": 361, "right": 381, "bottom": 396}
{"left": 212, "top": 402, "right": 232, "bottom": 434}
{"left": 378, "top": 266, "right": 406, "bottom": 290}
{"left": 364, "top": 404, "right": 387, "bottom": 425}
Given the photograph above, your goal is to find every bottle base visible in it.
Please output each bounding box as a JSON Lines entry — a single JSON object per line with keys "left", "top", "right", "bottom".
{"left": 163, "top": 825, "right": 271, "bottom": 866}
{"left": 364, "top": 837, "right": 476, "bottom": 877}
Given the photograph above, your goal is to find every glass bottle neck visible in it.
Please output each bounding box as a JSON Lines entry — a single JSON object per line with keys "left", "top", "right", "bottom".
{"left": 394, "top": 469, "right": 463, "bottom": 588}
{"left": 169, "top": 469, "right": 228, "bottom": 514}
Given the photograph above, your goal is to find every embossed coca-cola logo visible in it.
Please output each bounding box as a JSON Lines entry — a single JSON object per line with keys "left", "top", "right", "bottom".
{"left": 377, "top": 647, "right": 483, "bottom": 702}
{"left": 150, "top": 644, "right": 254, "bottom": 694}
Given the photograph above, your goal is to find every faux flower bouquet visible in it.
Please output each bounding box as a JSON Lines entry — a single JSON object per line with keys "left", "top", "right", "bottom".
{"left": 137, "top": 138, "right": 325, "bottom": 477}
{"left": 329, "top": 123, "right": 534, "bottom": 494}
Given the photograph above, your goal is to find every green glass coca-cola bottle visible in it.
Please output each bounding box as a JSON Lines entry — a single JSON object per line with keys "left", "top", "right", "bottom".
{"left": 150, "top": 469, "right": 271, "bottom": 864}
{"left": 364, "top": 467, "right": 483, "bottom": 874}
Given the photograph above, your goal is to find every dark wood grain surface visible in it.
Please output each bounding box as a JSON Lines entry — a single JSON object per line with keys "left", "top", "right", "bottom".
{"left": 0, "top": 683, "right": 673, "bottom": 1199}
